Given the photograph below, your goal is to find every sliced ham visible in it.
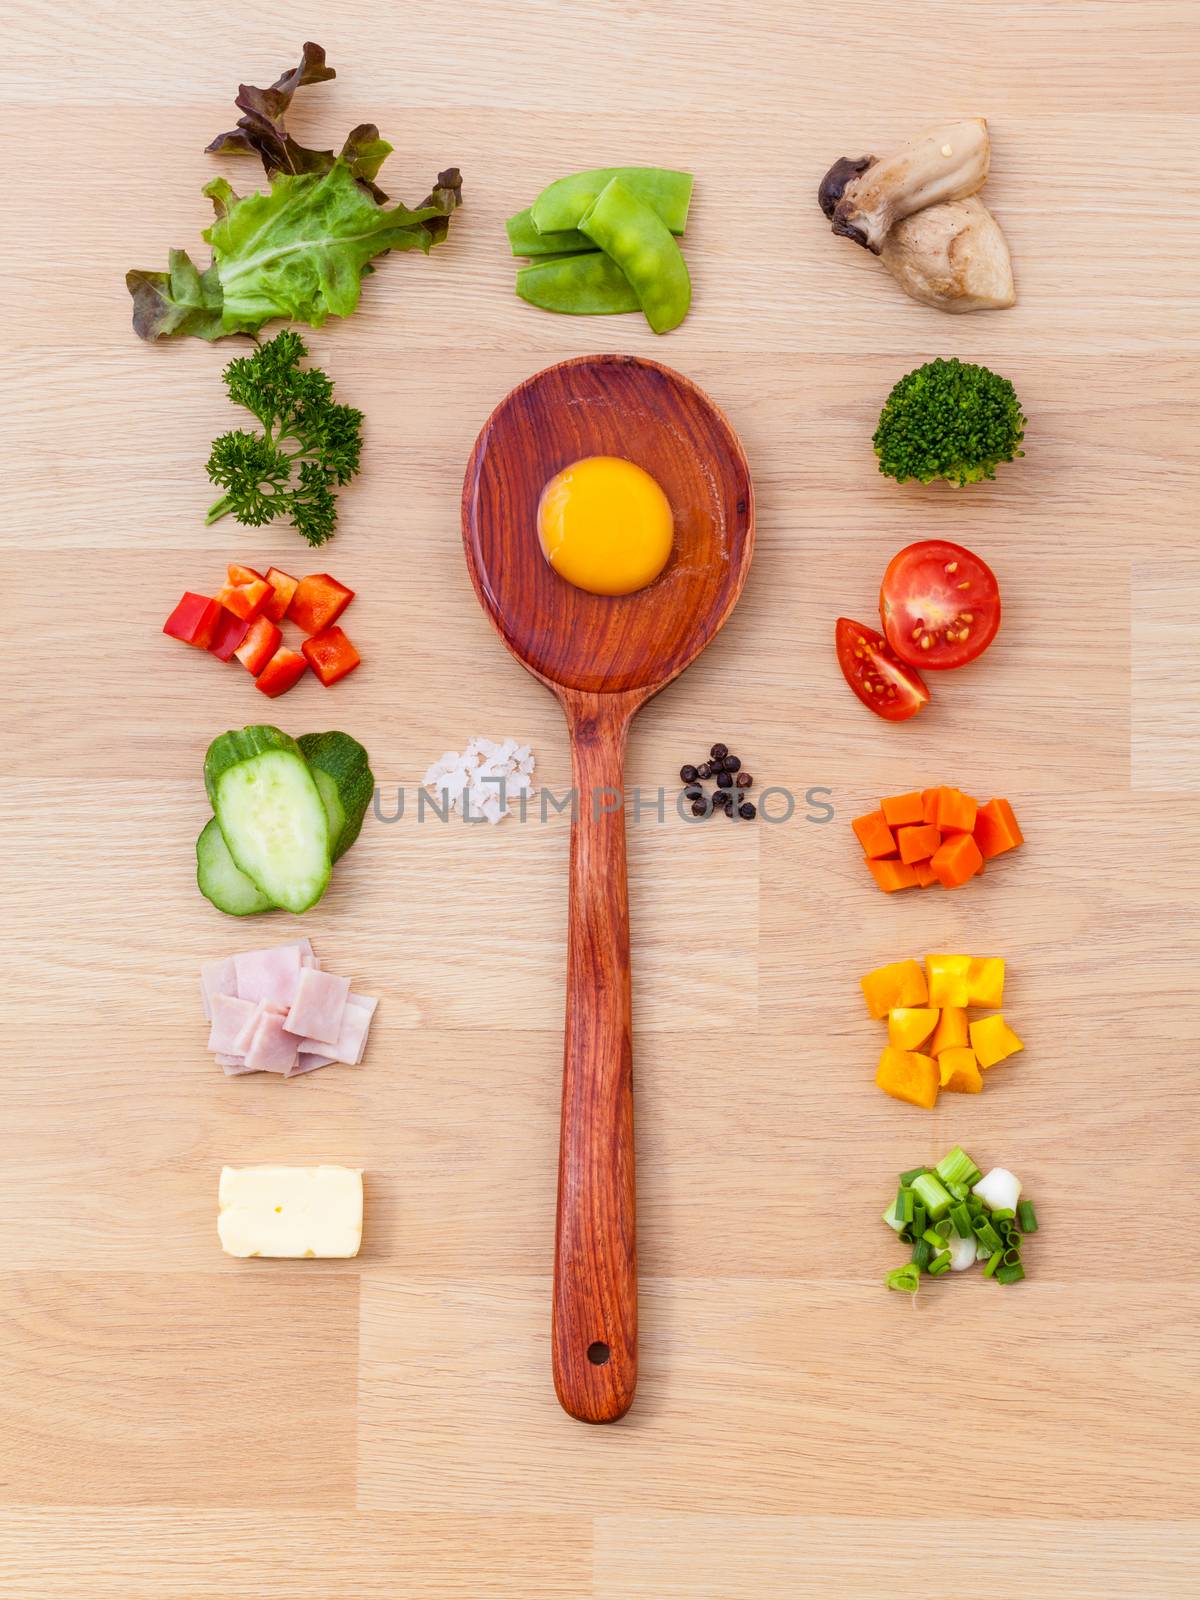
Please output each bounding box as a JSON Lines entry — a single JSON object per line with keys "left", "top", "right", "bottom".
{"left": 207, "top": 993, "right": 261, "bottom": 1055}
{"left": 284, "top": 968, "right": 351, "bottom": 1045}
{"left": 234, "top": 944, "right": 303, "bottom": 1010}
{"left": 217, "top": 1053, "right": 258, "bottom": 1076}
{"left": 285, "top": 1052, "right": 338, "bottom": 1076}
{"left": 243, "top": 1010, "right": 300, "bottom": 1074}
{"left": 201, "top": 955, "right": 238, "bottom": 1021}
{"left": 297, "top": 994, "right": 377, "bottom": 1066}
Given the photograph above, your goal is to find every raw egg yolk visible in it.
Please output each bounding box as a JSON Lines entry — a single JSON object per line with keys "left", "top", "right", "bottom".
{"left": 537, "top": 456, "right": 673, "bottom": 597}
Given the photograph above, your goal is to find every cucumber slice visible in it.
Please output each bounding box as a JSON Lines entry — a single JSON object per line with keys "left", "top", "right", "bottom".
{"left": 196, "top": 817, "right": 276, "bottom": 916}
{"left": 205, "top": 726, "right": 331, "bottom": 914}
{"left": 297, "top": 732, "right": 374, "bottom": 861}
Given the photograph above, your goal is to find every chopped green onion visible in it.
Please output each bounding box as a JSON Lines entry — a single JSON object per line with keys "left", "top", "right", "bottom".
{"left": 982, "top": 1249, "right": 1002, "bottom": 1278}
{"left": 1005, "top": 1230, "right": 1023, "bottom": 1251}
{"left": 899, "top": 1167, "right": 928, "bottom": 1186}
{"left": 947, "top": 1180, "right": 970, "bottom": 1202}
{"left": 896, "top": 1187, "right": 915, "bottom": 1224}
{"left": 886, "top": 1264, "right": 921, "bottom": 1294}
{"left": 1018, "top": 1200, "right": 1038, "bottom": 1233}
{"left": 927, "top": 1250, "right": 952, "bottom": 1276}
{"left": 990, "top": 1208, "right": 1016, "bottom": 1223}
{"left": 912, "top": 1204, "right": 927, "bottom": 1237}
{"left": 935, "top": 1146, "right": 982, "bottom": 1188}
{"left": 912, "top": 1238, "right": 932, "bottom": 1270}
{"left": 882, "top": 1199, "right": 905, "bottom": 1233}
{"left": 1002, "top": 1246, "right": 1021, "bottom": 1267}
{"left": 972, "top": 1218, "right": 1003, "bottom": 1254}
{"left": 949, "top": 1203, "right": 973, "bottom": 1240}
{"left": 995, "top": 1262, "right": 1026, "bottom": 1284}
{"left": 911, "top": 1172, "right": 953, "bottom": 1220}
{"left": 922, "top": 1228, "right": 946, "bottom": 1249}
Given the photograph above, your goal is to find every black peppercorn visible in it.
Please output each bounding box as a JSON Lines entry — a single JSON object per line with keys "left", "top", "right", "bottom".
{"left": 716, "top": 770, "right": 733, "bottom": 789}
{"left": 710, "top": 742, "right": 728, "bottom": 760}
{"left": 723, "top": 755, "right": 741, "bottom": 773}
{"left": 691, "top": 799, "right": 708, "bottom": 817}
{"left": 736, "top": 772, "right": 753, "bottom": 789}
{"left": 680, "top": 764, "right": 698, "bottom": 784}
{"left": 739, "top": 802, "right": 756, "bottom": 820}
{"left": 696, "top": 762, "right": 713, "bottom": 779}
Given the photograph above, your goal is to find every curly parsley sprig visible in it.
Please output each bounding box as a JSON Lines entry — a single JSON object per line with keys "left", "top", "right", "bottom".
{"left": 205, "top": 330, "right": 363, "bottom": 546}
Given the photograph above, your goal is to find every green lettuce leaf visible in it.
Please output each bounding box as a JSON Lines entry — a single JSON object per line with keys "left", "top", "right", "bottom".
{"left": 125, "top": 248, "right": 227, "bottom": 342}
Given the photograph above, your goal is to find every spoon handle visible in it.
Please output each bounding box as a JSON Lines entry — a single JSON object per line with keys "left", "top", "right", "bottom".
{"left": 552, "top": 689, "right": 639, "bottom": 1423}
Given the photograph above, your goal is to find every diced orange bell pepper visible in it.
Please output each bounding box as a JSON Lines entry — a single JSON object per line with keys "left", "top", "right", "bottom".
{"left": 215, "top": 579, "right": 271, "bottom": 622}
{"left": 966, "top": 957, "right": 1005, "bottom": 1008}
{"left": 930, "top": 1006, "right": 968, "bottom": 1055}
{"left": 888, "top": 1007, "right": 938, "bottom": 1051}
{"left": 234, "top": 615, "right": 282, "bottom": 676}
{"left": 897, "top": 823, "right": 941, "bottom": 864}
{"left": 939, "top": 1047, "right": 983, "bottom": 1093}
{"left": 868, "top": 859, "right": 920, "bottom": 893}
{"left": 207, "top": 605, "right": 250, "bottom": 662}
{"left": 861, "top": 959, "right": 928, "bottom": 1019}
{"left": 302, "top": 626, "right": 361, "bottom": 687}
{"left": 255, "top": 645, "right": 309, "bottom": 698}
{"left": 288, "top": 573, "right": 354, "bottom": 635}
{"left": 930, "top": 831, "right": 983, "bottom": 888}
{"left": 163, "top": 592, "right": 221, "bottom": 650}
{"left": 969, "top": 1014, "right": 1024, "bottom": 1069}
{"left": 934, "top": 786, "right": 978, "bottom": 833}
{"left": 881, "top": 791, "right": 925, "bottom": 827}
{"left": 852, "top": 810, "right": 897, "bottom": 859}
{"left": 262, "top": 566, "right": 300, "bottom": 624}
{"left": 974, "top": 797, "right": 1024, "bottom": 860}
{"left": 921, "top": 788, "right": 939, "bottom": 825}
{"left": 926, "top": 954, "right": 971, "bottom": 1009}
{"left": 227, "top": 562, "right": 266, "bottom": 587}
{"left": 875, "top": 1046, "right": 939, "bottom": 1110}
{"left": 912, "top": 859, "right": 939, "bottom": 888}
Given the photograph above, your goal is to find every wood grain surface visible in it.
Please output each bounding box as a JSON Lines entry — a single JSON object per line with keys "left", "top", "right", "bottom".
{"left": 2, "top": 1, "right": 1199, "bottom": 1595}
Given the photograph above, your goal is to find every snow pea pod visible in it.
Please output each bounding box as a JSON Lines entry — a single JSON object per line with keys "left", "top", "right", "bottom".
{"left": 505, "top": 207, "right": 593, "bottom": 258}
{"left": 578, "top": 178, "right": 691, "bottom": 333}
{"left": 531, "top": 167, "right": 693, "bottom": 236}
{"left": 516, "top": 252, "right": 641, "bottom": 315}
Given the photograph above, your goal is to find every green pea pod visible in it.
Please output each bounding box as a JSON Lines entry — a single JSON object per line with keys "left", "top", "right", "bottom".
{"left": 505, "top": 207, "right": 593, "bottom": 258}
{"left": 578, "top": 177, "right": 691, "bottom": 334}
{"left": 531, "top": 167, "right": 693, "bottom": 236}
{"left": 516, "top": 252, "right": 641, "bottom": 315}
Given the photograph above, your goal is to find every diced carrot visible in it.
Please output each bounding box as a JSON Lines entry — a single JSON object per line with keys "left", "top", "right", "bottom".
{"left": 912, "top": 859, "right": 939, "bottom": 888}
{"left": 934, "top": 786, "right": 978, "bottom": 834}
{"left": 868, "top": 859, "right": 920, "bottom": 893}
{"left": 881, "top": 791, "right": 924, "bottom": 827}
{"left": 921, "top": 788, "right": 939, "bottom": 825}
{"left": 974, "top": 797, "right": 1024, "bottom": 860}
{"left": 897, "top": 823, "right": 941, "bottom": 864}
{"left": 875, "top": 1046, "right": 939, "bottom": 1110}
{"left": 852, "top": 810, "right": 896, "bottom": 860}
{"left": 930, "top": 832, "right": 984, "bottom": 888}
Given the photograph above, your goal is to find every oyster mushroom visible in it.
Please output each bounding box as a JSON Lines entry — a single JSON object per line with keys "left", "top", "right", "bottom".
{"left": 825, "top": 119, "right": 991, "bottom": 254}
{"left": 880, "top": 196, "right": 1015, "bottom": 312}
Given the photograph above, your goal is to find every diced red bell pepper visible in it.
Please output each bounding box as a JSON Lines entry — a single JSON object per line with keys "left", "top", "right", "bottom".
{"left": 208, "top": 606, "right": 251, "bottom": 662}
{"left": 262, "top": 566, "right": 300, "bottom": 624}
{"left": 227, "top": 562, "right": 266, "bottom": 587}
{"left": 215, "top": 579, "right": 271, "bottom": 622}
{"left": 301, "top": 626, "right": 361, "bottom": 687}
{"left": 163, "top": 592, "right": 221, "bottom": 650}
{"left": 255, "top": 645, "right": 309, "bottom": 698}
{"left": 234, "top": 615, "right": 282, "bottom": 676}
{"left": 288, "top": 573, "right": 354, "bottom": 635}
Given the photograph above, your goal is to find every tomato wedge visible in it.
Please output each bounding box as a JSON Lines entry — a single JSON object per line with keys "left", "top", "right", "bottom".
{"left": 880, "top": 540, "right": 1001, "bottom": 670}
{"left": 836, "top": 617, "right": 930, "bottom": 722}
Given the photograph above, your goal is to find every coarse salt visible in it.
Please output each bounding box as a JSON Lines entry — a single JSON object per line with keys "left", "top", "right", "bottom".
{"left": 422, "top": 736, "right": 536, "bottom": 824}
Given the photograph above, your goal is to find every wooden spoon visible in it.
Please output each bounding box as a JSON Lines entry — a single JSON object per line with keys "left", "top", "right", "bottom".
{"left": 462, "top": 353, "right": 754, "bottom": 1423}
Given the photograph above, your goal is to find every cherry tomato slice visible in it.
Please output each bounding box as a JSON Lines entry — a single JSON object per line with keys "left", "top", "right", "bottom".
{"left": 836, "top": 617, "right": 930, "bottom": 722}
{"left": 880, "top": 539, "right": 1001, "bottom": 670}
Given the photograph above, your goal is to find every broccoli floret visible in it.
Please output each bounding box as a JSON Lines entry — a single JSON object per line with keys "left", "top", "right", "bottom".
{"left": 873, "top": 357, "right": 1025, "bottom": 487}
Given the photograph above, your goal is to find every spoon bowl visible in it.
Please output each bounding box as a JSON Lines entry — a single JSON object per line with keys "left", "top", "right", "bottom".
{"left": 462, "top": 354, "right": 754, "bottom": 1422}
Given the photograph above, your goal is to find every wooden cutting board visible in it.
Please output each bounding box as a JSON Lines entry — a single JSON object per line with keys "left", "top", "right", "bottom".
{"left": 1, "top": 2, "right": 1197, "bottom": 1595}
